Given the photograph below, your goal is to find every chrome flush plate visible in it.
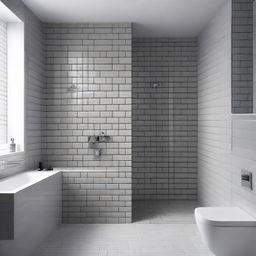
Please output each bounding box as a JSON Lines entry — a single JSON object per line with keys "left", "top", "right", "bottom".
{"left": 241, "top": 170, "right": 252, "bottom": 190}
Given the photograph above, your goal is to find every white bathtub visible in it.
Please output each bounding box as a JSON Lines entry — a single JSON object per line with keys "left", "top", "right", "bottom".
{"left": 0, "top": 170, "right": 60, "bottom": 193}
{"left": 0, "top": 170, "right": 62, "bottom": 256}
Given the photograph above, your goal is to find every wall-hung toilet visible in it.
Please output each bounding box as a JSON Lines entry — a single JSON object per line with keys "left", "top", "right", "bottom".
{"left": 195, "top": 207, "right": 256, "bottom": 256}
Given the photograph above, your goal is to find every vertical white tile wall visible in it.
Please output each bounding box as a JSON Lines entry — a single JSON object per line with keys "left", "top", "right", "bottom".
{"left": 42, "top": 23, "right": 132, "bottom": 223}
{"left": 231, "top": 115, "right": 256, "bottom": 217}
{"left": 0, "top": 19, "right": 7, "bottom": 145}
{"left": 187, "top": 0, "right": 256, "bottom": 218}
{"left": 230, "top": 0, "right": 256, "bottom": 212}
{"left": 132, "top": 38, "right": 197, "bottom": 200}
{"left": 198, "top": 0, "right": 233, "bottom": 206}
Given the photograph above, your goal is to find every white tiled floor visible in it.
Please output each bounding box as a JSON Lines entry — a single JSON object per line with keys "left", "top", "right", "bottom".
{"left": 33, "top": 201, "right": 213, "bottom": 256}
{"left": 133, "top": 200, "right": 200, "bottom": 223}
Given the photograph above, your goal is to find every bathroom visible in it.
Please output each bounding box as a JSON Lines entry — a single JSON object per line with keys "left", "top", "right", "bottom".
{"left": 0, "top": 0, "right": 256, "bottom": 255}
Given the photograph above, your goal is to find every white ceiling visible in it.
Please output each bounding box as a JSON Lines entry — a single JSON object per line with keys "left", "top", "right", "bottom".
{"left": 0, "top": 1, "right": 22, "bottom": 22}
{"left": 22, "top": 0, "right": 228, "bottom": 37}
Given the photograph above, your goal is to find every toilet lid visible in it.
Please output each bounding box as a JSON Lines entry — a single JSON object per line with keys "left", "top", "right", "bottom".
{"left": 195, "top": 207, "right": 256, "bottom": 227}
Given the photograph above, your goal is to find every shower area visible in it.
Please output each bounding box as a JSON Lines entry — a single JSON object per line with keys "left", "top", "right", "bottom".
{"left": 39, "top": 22, "right": 199, "bottom": 223}
{"left": 132, "top": 38, "right": 198, "bottom": 222}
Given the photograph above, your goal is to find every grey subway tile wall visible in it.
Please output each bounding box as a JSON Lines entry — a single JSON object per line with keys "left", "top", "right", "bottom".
{"left": 42, "top": 23, "right": 132, "bottom": 223}
{"left": 132, "top": 38, "right": 197, "bottom": 200}
{"left": 232, "top": 0, "right": 253, "bottom": 113}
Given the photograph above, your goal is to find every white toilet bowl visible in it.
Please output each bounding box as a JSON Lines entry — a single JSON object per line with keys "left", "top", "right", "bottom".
{"left": 195, "top": 207, "right": 256, "bottom": 256}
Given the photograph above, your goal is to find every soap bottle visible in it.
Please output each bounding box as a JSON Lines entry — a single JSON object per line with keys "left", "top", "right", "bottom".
{"left": 10, "top": 138, "right": 16, "bottom": 152}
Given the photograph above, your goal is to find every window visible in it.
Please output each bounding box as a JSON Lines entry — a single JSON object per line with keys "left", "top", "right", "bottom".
{"left": 0, "top": 2, "right": 24, "bottom": 155}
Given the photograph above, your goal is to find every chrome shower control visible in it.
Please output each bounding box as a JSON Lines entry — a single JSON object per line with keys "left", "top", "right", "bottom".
{"left": 241, "top": 170, "right": 252, "bottom": 190}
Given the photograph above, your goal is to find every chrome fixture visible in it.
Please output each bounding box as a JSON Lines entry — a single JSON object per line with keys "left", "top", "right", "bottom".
{"left": 241, "top": 170, "right": 252, "bottom": 190}
{"left": 153, "top": 83, "right": 161, "bottom": 88}
{"left": 88, "top": 132, "right": 110, "bottom": 157}
{"left": 88, "top": 132, "right": 111, "bottom": 144}
{"left": 68, "top": 57, "right": 82, "bottom": 93}
{"left": 67, "top": 84, "right": 78, "bottom": 92}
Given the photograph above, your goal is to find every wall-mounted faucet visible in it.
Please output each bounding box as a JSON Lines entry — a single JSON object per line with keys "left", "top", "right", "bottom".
{"left": 88, "top": 132, "right": 111, "bottom": 144}
{"left": 88, "top": 132, "right": 111, "bottom": 157}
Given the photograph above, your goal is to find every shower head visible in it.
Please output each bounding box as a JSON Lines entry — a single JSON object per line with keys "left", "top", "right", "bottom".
{"left": 153, "top": 83, "right": 161, "bottom": 88}
{"left": 67, "top": 84, "right": 78, "bottom": 92}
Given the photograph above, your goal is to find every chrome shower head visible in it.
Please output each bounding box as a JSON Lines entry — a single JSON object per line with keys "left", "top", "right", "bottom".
{"left": 153, "top": 83, "right": 161, "bottom": 88}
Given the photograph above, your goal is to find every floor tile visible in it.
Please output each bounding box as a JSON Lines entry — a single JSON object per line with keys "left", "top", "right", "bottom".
{"left": 33, "top": 201, "right": 213, "bottom": 256}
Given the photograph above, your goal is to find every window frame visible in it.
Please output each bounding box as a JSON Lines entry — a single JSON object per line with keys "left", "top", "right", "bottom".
{"left": 0, "top": 2, "right": 25, "bottom": 157}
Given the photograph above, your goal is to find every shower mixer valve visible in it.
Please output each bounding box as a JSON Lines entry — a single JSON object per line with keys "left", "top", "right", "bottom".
{"left": 88, "top": 132, "right": 111, "bottom": 157}
{"left": 88, "top": 132, "right": 111, "bottom": 144}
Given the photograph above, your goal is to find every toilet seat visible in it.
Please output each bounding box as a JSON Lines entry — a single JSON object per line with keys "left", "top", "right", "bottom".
{"left": 195, "top": 207, "right": 256, "bottom": 227}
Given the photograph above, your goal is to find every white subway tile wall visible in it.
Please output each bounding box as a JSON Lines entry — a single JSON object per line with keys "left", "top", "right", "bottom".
{"left": 0, "top": 19, "right": 7, "bottom": 145}
{"left": 42, "top": 23, "right": 132, "bottom": 223}
{"left": 24, "top": 7, "right": 45, "bottom": 169}
{"left": 232, "top": 0, "right": 253, "bottom": 113}
{"left": 198, "top": 0, "right": 233, "bottom": 206}
{"left": 63, "top": 170, "right": 131, "bottom": 223}
{"left": 132, "top": 38, "right": 197, "bottom": 200}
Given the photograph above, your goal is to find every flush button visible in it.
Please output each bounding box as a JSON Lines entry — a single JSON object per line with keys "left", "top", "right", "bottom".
{"left": 241, "top": 170, "right": 252, "bottom": 190}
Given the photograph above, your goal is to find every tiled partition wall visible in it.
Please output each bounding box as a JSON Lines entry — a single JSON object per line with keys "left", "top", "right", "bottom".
{"left": 132, "top": 38, "right": 197, "bottom": 200}
{"left": 232, "top": 0, "right": 253, "bottom": 113}
{"left": 198, "top": 0, "right": 232, "bottom": 206}
{"left": 42, "top": 23, "right": 132, "bottom": 223}
{"left": 1, "top": 0, "right": 44, "bottom": 175}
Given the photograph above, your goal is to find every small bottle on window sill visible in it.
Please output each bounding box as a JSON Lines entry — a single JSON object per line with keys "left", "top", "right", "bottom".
{"left": 10, "top": 138, "right": 16, "bottom": 153}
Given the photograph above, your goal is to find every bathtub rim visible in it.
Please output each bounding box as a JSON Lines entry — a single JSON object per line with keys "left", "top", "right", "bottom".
{"left": 0, "top": 170, "right": 61, "bottom": 194}
{"left": 54, "top": 167, "right": 119, "bottom": 172}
